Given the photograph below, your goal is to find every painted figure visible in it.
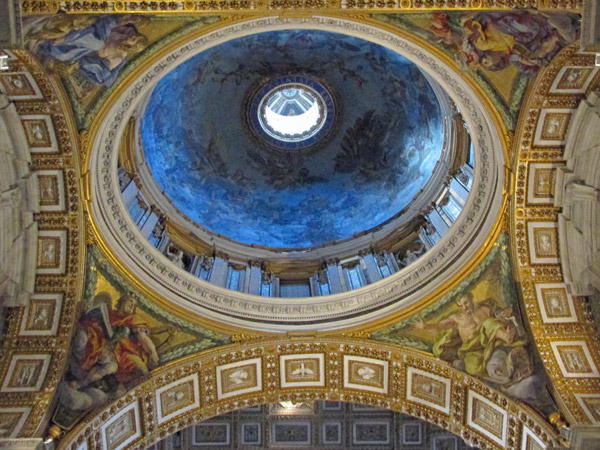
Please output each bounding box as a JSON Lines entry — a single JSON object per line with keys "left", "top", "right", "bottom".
{"left": 58, "top": 293, "right": 159, "bottom": 412}
{"left": 109, "top": 294, "right": 159, "bottom": 384}
{"left": 30, "top": 15, "right": 148, "bottom": 85}
{"left": 166, "top": 246, "right": 185, "bottom": 269}
{"left": 416, "top": 293, "right": 526, "bottom": 378}
{"left": 27, "top": 14, "right": 98, "bottom": 41}
{"left": 429, "top": 11, "right": 578, "bottom": 76}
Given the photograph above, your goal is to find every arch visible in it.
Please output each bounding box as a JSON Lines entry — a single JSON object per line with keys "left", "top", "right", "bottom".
{"left": 509, "top": 43, "right": 600, "bottom": 425}
{"left": 0, "top": 72, "right": 37, "bottom": 311}
{"left": 0, "top": 50, "right": 85, "bottom": 437}
{"left": 55, "top": 337, "right": 558, "bottom": 450}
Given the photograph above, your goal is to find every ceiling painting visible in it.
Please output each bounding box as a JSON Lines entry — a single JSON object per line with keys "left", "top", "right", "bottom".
{"left": 52, "top": 246, "right": 230, "bottom": 430}
{"left": 372, "top": 234, "right": 557, "bottom": 416}
{"left": 373, "top": 10, "right": 580, "bottom": 130}
{"left": 141, "top": 29, "right": 444, "bottom": 248}
{"left": 3, "top": 3, "right": 598, "bottom": 446}
{"left": 22, "top": 14, "right": 221, "bottom": 126}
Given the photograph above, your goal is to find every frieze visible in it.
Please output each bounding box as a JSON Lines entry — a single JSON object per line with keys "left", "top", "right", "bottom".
{"left": 19, "top": 0, "right": 584, "bottom": 15}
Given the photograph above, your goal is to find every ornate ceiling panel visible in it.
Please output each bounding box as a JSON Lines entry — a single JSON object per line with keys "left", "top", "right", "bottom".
{"left": 20, "top": 0, "right": 583, "bottom": 17}
{"left": 139, "top": 29, "right": 444, "bottom": 248}
{"left": 1, "top": 3, "right": 598, "bottom": 448}
{"left": 154, "top": 402, "right": 475, "bottom": 449}
{"left": 0, "top": 50, "right": 85, "bottom": 438}
{"left": 510, "top": 42, "right": 600, "bottom": 425}
{"left": 84, "top": 15, "right": 506, "bottom": 331}
{"left": 53, "top": 338, "right": 560, "bottom": 450}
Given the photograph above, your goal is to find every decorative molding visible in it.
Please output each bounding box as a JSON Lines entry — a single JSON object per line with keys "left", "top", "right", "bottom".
{"left": 155, "top": 373, "right": 200, "bottom": 425}
{"left": 53, "top": 338, "right": 560, "bottom": 450}
{"left": 280, "top": 353, "right": 325, "bottom": 388}
{"left": 534, "top": 283, "right": 578, "bottom": 324}
{"left": 343, "top": 355, "right": 389, "bottom": 395}
{"left": 511, "top": 43, "right": 600, "bottom": 425}
{"left": 533, "top": 109, "right": 575, "bottom": 147}
{"left": 549, "top": 67, "right": 599, "bottom": 94}
{"left": 0, "top": 408, "right": 30, "bottom": 439}
{"left": 19, "top": 0, "right": 584, "bottom": 15}
{"left": 0, "top": 50, "right": 85, "bottom": 438}
{"left": 19, "top": 115, "right": 58, "bottom": 153}
{"left": 0, "top": 72, "right": 42, "bottom": 100}
{"left": 466, "top": 390, "right": 507, "bottom": 448}
{"left": 405, "top": 366, "right": 451, "bottom": 415}
{"left": 574, "top": 393, "right": 600, "bottom": 424}
{"left": 550, "top": 341, "right": 600, "bottom": 378}
{"left": 521, "top": 426, "right": 547, "bottom": 450}
{"left": 0, "top": 354, "right": 51, "bottom": 393}
{"left": 216, "top": 357, "right": 263, "bottom": 400}
{"left": 100, "top": 401, "right": 141, "bottom": 450}
{"left": 526, "top": 163, "right": 561, "bottom": 205}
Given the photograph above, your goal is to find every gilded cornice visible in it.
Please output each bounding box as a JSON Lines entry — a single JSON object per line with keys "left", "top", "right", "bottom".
{"left": 20, "top": 0, "right": 583, "bottom": 16}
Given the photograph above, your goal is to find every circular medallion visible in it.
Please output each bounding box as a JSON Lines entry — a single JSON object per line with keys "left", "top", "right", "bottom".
{"left": 248, "top": 75, "right": 335, "bottom": 151}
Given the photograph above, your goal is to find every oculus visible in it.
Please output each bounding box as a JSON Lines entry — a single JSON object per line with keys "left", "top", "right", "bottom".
{"left": 250, "top": 75, "right": 335, "bottom": 149}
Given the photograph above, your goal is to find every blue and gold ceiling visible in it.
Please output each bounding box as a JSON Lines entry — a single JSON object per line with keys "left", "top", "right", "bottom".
{"left": 140, "top": 30, "right": 444, "bottom": 248}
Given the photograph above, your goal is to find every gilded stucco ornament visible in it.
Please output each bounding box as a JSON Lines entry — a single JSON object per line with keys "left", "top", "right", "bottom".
{"left": 19, "top": 0, "right": 583, "bottom": 15}
{"left": 52, "top": 337, "right": 560, "bottom": 450}
{"left": 510, "top": 42, "right": 600, "bottom": 425}
{"left": 0, "top": 50, "right": 85, "bottom": 438}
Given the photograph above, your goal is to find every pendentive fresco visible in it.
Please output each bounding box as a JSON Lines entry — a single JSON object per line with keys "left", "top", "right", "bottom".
{"left": 376, "top": 11, "right": 580, "bottom": 129}
{"left": 54, "top": 247, "right": 230, "bottom": 429}
{"left": 23, "top": 14, "right": 220, "bottom": 127}
{"left": 373, "top": 234, "right": 557, "bottom": 416}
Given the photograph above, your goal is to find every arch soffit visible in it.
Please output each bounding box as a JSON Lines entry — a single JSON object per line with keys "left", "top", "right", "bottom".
{"left": 509, "top": 43, "right": 600, "bottom": 425}
{"left": 56, "top": 337, "right": 558, "bottom": 450}
{"left": 86, "top": 15, "right": 507, "bottom": 333}
{"left": 0, "top": 50, "right": 85, "bottom": 437}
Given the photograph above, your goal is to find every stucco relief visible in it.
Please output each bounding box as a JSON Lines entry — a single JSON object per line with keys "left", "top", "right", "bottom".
{"left": 511, "top": 42, "right": 600, "bottom": 425}
{"left": 53, "top": 339, "right": 560, "bottom": 450}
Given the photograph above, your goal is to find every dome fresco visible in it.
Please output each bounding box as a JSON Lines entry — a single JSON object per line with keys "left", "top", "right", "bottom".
{"left": 141, "top": 30, "right": 444, "bottom": 248}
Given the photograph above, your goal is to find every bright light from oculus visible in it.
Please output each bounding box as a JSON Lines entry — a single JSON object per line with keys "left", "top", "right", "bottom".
{"left": 258, "top": 83, "right": 327, "bottom": 143}
{"left": 264, "top": 101, "right": 320, "bottom": 136}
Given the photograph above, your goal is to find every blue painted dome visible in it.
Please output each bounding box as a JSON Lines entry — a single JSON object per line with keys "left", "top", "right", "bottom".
{"left": 141, "top": 30, "right": 444, "bottom": 249}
